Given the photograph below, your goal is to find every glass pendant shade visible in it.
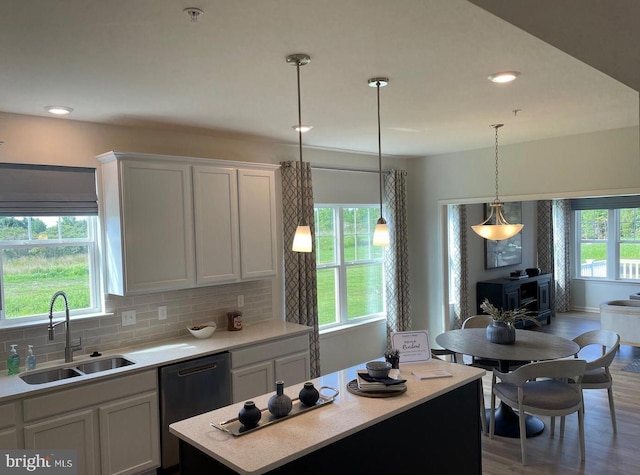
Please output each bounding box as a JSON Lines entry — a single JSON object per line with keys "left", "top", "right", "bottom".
{"left": 292, "top": 225, "right": 312, "bottom": 252}
{"left": 472, "top": 124, "right": 523, "bottom": 241}
{"left": 373, "top": 218, "right": 390, "bottom": 246}
{"left": 471, "top": 201, "right": 524, "bottom": 240}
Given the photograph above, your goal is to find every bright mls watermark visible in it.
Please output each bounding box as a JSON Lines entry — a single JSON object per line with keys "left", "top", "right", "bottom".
{"left": 0, "top": 450, "right": 77, "bottom": 474}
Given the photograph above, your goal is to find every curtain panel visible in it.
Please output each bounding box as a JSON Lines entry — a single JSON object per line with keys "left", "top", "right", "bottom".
{"left": 384, "top": 170, "right": 411, "bottom": 349}
{"left": 449, "top": 204, "right": 469, "bottom": 329}
{"left": 552, "top": 199, "right": 572, "bottom": 312}
{"left": 280, "top": 160, "right": 321, "bottom": 377}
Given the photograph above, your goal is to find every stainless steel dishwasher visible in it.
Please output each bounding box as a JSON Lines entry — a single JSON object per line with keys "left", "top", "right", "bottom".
{"left": 158, "top": 352, "right": 232, "bottom": 473}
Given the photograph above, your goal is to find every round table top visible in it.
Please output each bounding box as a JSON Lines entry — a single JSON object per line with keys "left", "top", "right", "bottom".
{"left": 435, "top": 328, "right": 579, "bottom": 363}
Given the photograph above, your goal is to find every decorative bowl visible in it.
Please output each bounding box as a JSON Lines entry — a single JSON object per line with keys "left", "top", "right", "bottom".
{"left": 366, "top": 360, "right": 392, "bottom": 379}
{"left": 187, "top": 322, "right": 217, "bottom": 339}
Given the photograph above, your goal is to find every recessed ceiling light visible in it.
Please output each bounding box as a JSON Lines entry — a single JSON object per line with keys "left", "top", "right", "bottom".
{"left": 488, "top": 71, "right": 521, "bottom": 84}
{"left": 292, "top": 125, "right": 313, "bottom": 133}
{"left": 45, "top": 106, "right": 73, "bottom": 115}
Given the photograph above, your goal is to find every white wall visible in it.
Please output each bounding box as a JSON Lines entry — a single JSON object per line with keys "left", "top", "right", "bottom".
{"left": 0, "top": 111, "right": 409, "bottom": 374}
{"left": 407, "top": 126, "right": 640, "bottom": 344}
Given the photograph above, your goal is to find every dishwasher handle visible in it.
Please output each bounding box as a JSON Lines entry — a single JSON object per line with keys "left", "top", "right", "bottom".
{"left": 177, "top": 362, "right": 219, "bottom": 377}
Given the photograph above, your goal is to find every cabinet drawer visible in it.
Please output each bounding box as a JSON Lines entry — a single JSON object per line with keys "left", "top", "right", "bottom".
{"left": 231, "top": 334, "right": 309, "bottom": 368}
{"left": 23, "top": 370, "right": 157, "bottom": 422}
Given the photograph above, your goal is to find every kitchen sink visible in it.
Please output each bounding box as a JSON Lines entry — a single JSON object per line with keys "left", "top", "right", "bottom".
{"left": 20, "top": 367, "right": 83, "bottom": 385}
{"left": 75, "top": 356, "right": 135, "bottom": 374}
{"left": 19, "top": 356, "right": 136, "bottom": 385}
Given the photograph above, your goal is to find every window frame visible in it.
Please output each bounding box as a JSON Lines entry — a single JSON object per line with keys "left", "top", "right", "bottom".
{"left": 315, "top": 204, "right": 386, "bottom": 330}
{"left": 574, "top": 208, "right": 640, "bottom": 281}
{"left": 0, "top": 215, "right": 103, "bottom": 325}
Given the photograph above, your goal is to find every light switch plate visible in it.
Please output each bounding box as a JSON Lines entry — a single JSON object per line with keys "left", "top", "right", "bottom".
{"left": 122, "top": 310, "right": 136, "bottom": 326}
{"left": 158, "top": 306, "right": 167, "bottom": 320}
{"left": 237, "top": 295, "right": 244, "bottom": 307}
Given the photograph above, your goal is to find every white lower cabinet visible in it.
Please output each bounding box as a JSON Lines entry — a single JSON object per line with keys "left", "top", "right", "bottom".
{"left": 230, "top": 333, "right": 311, "bottom": 403}
{"left": 99, "top": 392, "right": 159, "bottom": 475}
{"left": 24, "top": 409, "right": 97, "bottom": 474}
{"left": 0, "top": 402, "right": 19, "bottom": 449}
{"left": 21, "top": 370, "right": 160, "bottom": 475}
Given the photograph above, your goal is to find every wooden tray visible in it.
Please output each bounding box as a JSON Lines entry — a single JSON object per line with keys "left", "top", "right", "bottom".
{"left": 346, "top": 379, "right": 407, "bottom": 398}
{"left": 211, "top": 386, "right": 339, "bottom": 436}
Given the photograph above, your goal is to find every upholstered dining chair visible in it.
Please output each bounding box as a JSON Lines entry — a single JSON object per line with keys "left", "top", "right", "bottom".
{"left": 571, "top": 329, "right": 620, "bottom": 433}
{"left": 489, "top": 359, "right": 587, "bottom": 465}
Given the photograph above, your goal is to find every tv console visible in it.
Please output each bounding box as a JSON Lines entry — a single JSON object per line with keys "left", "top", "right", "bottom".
{"left": 476, "top": 273, "right": 553, "bottom": 327}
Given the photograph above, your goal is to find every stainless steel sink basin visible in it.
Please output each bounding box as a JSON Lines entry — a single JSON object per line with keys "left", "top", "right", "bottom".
{"left": 20, "top": 367, "right": 83, "bottom": 385}
{"left": 75, "top": 356, "right": 135, "bottom": 374}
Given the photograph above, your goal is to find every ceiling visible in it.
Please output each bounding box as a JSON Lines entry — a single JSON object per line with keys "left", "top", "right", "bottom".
{"left": 0, "top": 0, "right": 637, "bottom": 158}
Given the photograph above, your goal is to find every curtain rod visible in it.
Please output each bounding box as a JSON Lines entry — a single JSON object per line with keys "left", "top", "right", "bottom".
{"left": 311, "top": 165, "right": 387, "bottom": 174}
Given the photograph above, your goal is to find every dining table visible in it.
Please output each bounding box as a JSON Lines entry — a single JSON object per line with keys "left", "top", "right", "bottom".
{"left": 435, "top": 328, "right": 580, "bottom": 438}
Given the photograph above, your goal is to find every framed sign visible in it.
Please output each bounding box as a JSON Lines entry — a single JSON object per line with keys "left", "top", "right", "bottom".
{"left": 484, "top": 202, "right": 522, "bottom": 269}
{"left": 391, "top": 330, "right": 431, "bottom": 362}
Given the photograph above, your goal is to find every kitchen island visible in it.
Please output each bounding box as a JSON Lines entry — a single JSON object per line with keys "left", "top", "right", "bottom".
{"left": 170, "top": 359, "right": 485, "bottom": 474}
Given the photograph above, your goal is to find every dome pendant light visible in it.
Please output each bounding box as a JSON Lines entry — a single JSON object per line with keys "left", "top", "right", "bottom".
{"left": 471, "top": 124, "right": 524, "bottom": 241}
{"left": 287, "top": 53, "right": 313, "bottom": 253}
{"left": 369, "top": 77, "right": 390, "bottom": 247}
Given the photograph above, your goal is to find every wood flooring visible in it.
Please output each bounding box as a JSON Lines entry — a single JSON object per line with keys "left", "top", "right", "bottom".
{"left": 479, "top": 311, "right": 640, "bottom": 475}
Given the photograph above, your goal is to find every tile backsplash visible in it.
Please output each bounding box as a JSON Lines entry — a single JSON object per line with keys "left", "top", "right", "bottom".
{"left": 0, "top": 280, "right": 273, "bottom": 372}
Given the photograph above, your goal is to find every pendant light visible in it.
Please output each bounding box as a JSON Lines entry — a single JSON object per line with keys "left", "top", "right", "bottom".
{"left": 368, "top": 77, "right": 390, "bottom": 247}
{"left": 471, "top": 124, "right": 524, "bottom": 241}
{"left": 287, "top": 53, "right": 312, "bottom": 253}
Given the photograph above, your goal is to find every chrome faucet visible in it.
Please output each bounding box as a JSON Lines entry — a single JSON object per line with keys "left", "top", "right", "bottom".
{"left": 48, "top": 291, "right": 82, "bottom": 363}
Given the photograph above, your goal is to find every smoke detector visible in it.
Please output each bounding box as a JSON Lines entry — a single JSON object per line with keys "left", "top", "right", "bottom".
{"left": 184, "top": 7, "right": 204, "bottom": 22}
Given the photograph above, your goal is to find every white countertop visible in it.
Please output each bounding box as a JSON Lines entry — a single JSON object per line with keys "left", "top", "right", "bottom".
{"left": 169, "top": 359, "right": 485, "bottom": 475}
{"left": 0, "top": 320, "right": 311, "bottom": 402}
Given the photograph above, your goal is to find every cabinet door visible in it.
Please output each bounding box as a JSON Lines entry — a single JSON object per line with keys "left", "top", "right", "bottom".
{"left": 275, "top": 351, "right": 311, "bottom": 387}
{"left": 238, "top": 169, "right": 277, "bottom": 280}
{"left": 24, "top": 409, "right": 96, "bottom": 475}
{"left": 504, "top": 286, "right": 521, "bottom": 310}
{"left": 0, "top": 428, "right": 17, "bottom": 449}
{"left": 99, "top": 392, "right": 160, "bottom": 475}
{"left": 537, "top": 279, "right": 551, "bottom": 312}
{"left": 0, "top": 402, "right": 18, "bottom": 449}
{"left": 121, "top": 160, "right": 195, "bottom": 293}
{"left": 193, "top": 166, "right": 240, "bottom": 284}
{"left": 231, "top": 361, "right": 274, "bottom": 403}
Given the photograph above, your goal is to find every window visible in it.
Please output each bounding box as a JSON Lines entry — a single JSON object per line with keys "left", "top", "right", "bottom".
{"left": 0, "top": 216, "right": 101, "bottom": 323}
{"left": 576, "top": 207, "right": 640, "bottom": 280}
{"left": 315, "top": 205, "right": 385, "bottom": 327}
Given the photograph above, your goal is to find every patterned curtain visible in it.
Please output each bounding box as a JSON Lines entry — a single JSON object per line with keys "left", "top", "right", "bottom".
{"left": 536, "top": 199, "right": 571, "bottom": 312}
{"left": 449, "top": 204, "right": 469, "bottom": 329}
{"left": 536, "top": 200, "right": 554, "bottom": 275}
{"left": 552, "top": 199, "right": 572, "bottom": 311}
{"left": 280, "top": 160, "right": 320, "bottom": 377}
{"left": 384, "top": 170, "right": 412, "bottom": 350}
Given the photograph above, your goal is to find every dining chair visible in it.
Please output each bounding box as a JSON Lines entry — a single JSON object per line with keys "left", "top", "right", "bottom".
{"left": 489, "top": 359, "right": 587, "bottom": 465}
{"left": 461, "top": 315, "right": 496, "bottom": 368}
{"left": 571, "top": 329, "right": 620, "bottom": 433}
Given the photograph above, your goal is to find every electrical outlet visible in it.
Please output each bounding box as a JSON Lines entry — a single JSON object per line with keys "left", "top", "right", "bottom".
{"left": 237, "top": 295, "right": 244, "bottom": 307}
{"left": 158, "top": 306, "right": 167, "bottom": 320}
{"left": 122, "top": 310, "right": 136, "bottom": 326}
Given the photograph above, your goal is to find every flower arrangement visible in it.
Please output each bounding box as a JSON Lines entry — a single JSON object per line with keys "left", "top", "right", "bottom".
{"left": 479, "top": 298, "right": 541, "bottom": 327}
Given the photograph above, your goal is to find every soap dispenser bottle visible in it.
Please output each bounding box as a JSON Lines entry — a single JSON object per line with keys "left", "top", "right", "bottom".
{"left": 7, "top": 344, "right": 20, "bottom": 375}
{"left": 26, "top": 345, "right": 36, "bottom": 371}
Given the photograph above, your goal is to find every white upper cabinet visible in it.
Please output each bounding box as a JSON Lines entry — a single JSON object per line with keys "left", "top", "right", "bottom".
{"left": 98, "top": 152, "right": 278, "bottom": 296}
{"left": 193, "top": 166, "right": 240, "bottom": 285}
{"left": 238, "top": 169, "right": 278, "bottom": 280}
